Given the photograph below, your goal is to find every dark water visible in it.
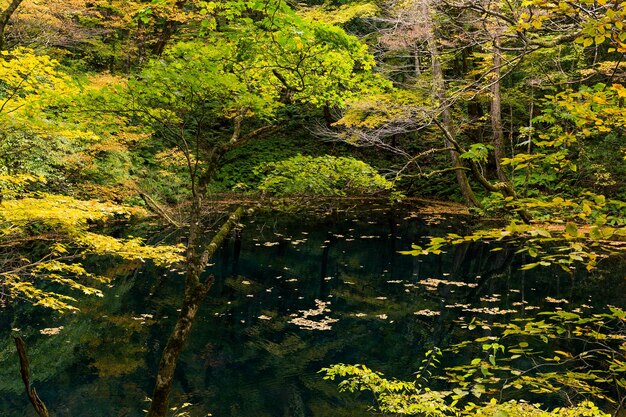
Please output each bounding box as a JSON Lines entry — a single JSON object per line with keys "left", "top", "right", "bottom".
{"left": 1, "top": 207, "right": 626, "bottom": 417}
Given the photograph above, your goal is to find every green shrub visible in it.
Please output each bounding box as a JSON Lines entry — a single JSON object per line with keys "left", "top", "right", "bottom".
{"left": 254, "top": 154, "right": 393, "bottom": 196}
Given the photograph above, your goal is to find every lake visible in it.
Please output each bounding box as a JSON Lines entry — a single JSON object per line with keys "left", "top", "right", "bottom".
{"left": 1, "top": 204, "right": 625, "bottom": 416}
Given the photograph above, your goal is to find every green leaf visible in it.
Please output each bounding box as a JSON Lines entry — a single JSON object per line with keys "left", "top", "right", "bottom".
{"left": 565, "top": 222, "right": 578, "bottom": 237}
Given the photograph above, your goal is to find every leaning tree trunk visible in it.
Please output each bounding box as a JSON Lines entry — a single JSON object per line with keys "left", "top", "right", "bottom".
{"left": 0, "top": 0, "right": 24, "bottom": 50}
{"left": 146, "top": 280, "right": 211, "bottom": 417}
{"left": 15, "top": 337, "right": 49, "bottom": 417}
{"left": 146, "top": 202, "right": 245, "bottom": 417}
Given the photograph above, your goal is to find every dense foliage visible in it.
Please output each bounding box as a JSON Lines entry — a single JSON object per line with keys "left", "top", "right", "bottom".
{"left": 256, "top": 155, "right": 393, "bottom": 196}
{"left": 2, "top": 0, "right": 626, "bottom": 415}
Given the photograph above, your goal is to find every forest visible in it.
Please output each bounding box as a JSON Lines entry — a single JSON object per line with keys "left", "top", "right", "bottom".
{"left": 1, "top": 0, "right": 626, "bottom": 416}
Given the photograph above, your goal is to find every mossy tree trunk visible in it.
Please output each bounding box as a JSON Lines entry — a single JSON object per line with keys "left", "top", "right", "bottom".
{"left": 146, "top": 203, "right": 245, "bottom": 417}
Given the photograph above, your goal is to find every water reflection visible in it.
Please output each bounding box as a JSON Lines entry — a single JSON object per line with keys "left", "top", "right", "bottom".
{"left": 1, "top": 208, "right": 625, "bottom": 417}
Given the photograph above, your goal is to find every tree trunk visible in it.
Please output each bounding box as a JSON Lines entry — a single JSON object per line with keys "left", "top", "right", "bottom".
{"left": 490, "top": 23, "right": 509, "bottom": 184}
{"left": 146, "top": 280, "right": 211, "bottom": 417}
{"left": 151, "top": 0, "right": 188, "bottom": 56}
{"left": 433, "top": 117, "right": 532, "bottom": 223}
{"left": 152, "top": 21, "right": 177, "bottom": 57}
{"left": 146, "top": 204, "right": 245, "bottom": 417}
{"left": 429, "top": 38, "right": 480, "bottom": 208}
{"left": 0, "top": 0, "right": 24, "bottom": 50}
{"left": 15, "top": 337, "right": 49, "bottom": 417}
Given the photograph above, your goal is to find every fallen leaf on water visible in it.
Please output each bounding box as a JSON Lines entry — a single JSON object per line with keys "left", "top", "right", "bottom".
{"left": 40, "top": 326, "right": 64, "bottom": 335}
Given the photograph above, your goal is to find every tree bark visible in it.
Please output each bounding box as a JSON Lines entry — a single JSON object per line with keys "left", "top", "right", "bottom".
{"left": 146, "top": 112, "right": 272, "bottom": 417}
{"left": 15, "top": 336, "right": 49, "bottom": 417}
{"left": 150, "top": 0, "right": 188, "bottom": 56}
{"left": 489, "top": 12, "right": 510, "bottom": 185}
{"left": 433, "top": 118, "right": 532, "bottom": 223}
{"left": 0, "top": 0, "right": 24, "bottom": 50}
{"left": 145, "top": 281, "right": 211, "bottom": 417}
{"left": 428, "top": 36, "right": 480, "bottom": 208}
{"left": 138, "top": 190, "right": 183, "bottom": 228}
{"left": 146, "top": 205, "right": 245, "bottom": 417}
{"left": 152, "top": 21, "right": 178, "bottom": 57}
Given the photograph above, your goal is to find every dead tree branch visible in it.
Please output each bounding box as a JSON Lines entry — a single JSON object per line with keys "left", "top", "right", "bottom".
{"left": 15, "top": 336, "right": 49, "bottom": 417}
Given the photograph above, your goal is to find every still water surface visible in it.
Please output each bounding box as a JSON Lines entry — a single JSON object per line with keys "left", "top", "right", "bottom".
{"left": 1, "top": 206, "right": 625, "bottom": 416}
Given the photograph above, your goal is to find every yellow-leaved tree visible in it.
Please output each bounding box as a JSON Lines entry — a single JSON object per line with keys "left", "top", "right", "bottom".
{"left": 0, "top": 47, "right": 184, "bottom": 312}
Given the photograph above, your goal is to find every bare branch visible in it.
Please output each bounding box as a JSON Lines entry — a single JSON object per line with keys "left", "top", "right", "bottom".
{"left": 14, "top": 336, "right": 49, "bottom": 417}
